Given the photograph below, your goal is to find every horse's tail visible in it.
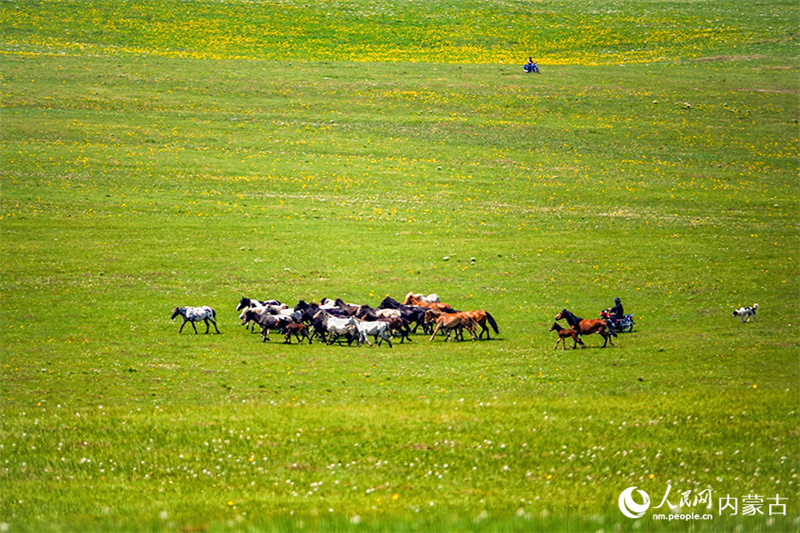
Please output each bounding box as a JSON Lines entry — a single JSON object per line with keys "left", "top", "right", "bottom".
{"left": 485, "top": 312, "right": 499, "bottom": 334}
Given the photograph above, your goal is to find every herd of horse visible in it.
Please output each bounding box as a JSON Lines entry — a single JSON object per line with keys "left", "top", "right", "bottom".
{"left": 171, "top": 293, "right": 620, "bottom": 349}
{"left": 230, "top": 292, "right": 497, "bottom": 347}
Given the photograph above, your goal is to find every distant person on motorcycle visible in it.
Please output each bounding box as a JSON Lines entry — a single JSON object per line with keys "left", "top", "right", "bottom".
{"left": 602, "top": 297, "right": 623, "bottom": 334}
{"left": 524, "top": 57, "right": 540, "bottom": 73}
{"left": 609, "top": 297, "right": 624, "bottom": 319}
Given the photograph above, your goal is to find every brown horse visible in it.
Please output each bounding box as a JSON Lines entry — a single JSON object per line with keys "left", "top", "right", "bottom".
{"left": 555, "top": 309, "right": 615, "bottom": 348}
{"left": 405, "top": 293, "right": 456, "bottom": 314}
{"left": 283, "top": 322, "right": 311, "bottom": 345}
{"left": 427, "top": 311, "right": 478, "bottom": 342}
{"left": 549, "top": 322, "right": 583, "bottom": 350}
{"left": 377, "top": 317, "right": 413, "bottom": 344}
{"left": 465, "top": 310, "right": 499, "bottom": 340}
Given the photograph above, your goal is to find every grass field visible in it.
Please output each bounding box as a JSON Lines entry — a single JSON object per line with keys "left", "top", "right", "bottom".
{"left": 1, "top": 1, "right": 799, "bottom": 531}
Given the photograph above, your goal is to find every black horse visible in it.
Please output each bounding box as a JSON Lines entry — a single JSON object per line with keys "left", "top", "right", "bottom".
{"left": 236, "top": 297, "right": 281, "bottom": 311}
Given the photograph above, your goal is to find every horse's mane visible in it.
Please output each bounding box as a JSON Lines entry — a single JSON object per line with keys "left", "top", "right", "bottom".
{"left": 559, "top": 309, "right": 583, "bottom": 325}
{"left": 379, "top": 297, "right": 401, "bottom": 309}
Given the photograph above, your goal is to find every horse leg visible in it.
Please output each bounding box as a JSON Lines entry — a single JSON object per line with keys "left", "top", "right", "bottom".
{"left": 179, "top": 319, "right": 187, "bottom": 333}
{"left": 599, "top": 331, "right": 610, "bottom": 347}
{"left": 429, "top": 323, "right": 442, "bottom": 342}
{"left": 362, "top": 333, "right": 372, "bottom": 347}
{"left": 210, "top": 317, "right": 220, "bottom": 334}
{"left": 190, "top": 320, "right": 198, "bottom": 334}
{"left": 553, "top": 338, "right": 561, "bottom": 350}
{"left": 203, "top": 319, "right": 210, "bottom": 334}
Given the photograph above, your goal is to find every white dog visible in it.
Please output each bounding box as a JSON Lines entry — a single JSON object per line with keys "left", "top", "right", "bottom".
{"left": 733, "top": 303, "right": 759, "bottom": 323}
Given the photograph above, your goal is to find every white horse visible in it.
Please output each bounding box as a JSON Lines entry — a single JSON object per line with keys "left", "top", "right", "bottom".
{"left": 319, "top": 298, "right": 339, "bottom": 310}
{"left": 236, "top": 297, "right": 280, "bottom": 311}
{"left": 171, "top": 306, "right": 220, "bottom": 334}
{"left": 405, "top": 292, "right": 440, "bottom": 304}
{"left": 315, "top": 311, "right": 357, "bottom": 345}
{"left": 272, "top": 306, "right": 303, "bottom": 323}
{"left": 375, "top": 308, "right": 401, "bottom": 319}
{"left": 355, "top": 319, "right": 393, "bottom": 348}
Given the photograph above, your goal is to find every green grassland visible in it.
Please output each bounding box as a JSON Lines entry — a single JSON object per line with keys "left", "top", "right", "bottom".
{"left": 1, "top": 1, "right": 799, "bottom": 532}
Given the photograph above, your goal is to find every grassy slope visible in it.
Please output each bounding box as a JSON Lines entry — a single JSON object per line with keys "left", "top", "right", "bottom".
{"left": 1, "top": 1, "right": 798, "bottom": 531}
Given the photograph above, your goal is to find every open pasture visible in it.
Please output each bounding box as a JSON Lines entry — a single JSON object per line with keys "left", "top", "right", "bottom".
{"left": 1, "top": 0, "right": 798, "bottom": 531}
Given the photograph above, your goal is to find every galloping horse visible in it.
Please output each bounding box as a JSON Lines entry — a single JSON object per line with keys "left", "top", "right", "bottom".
{"left": 427, "top": 311, "right": 478, "bottom": 342}
{"left": 313, "top": 310, "right": 358, "bottom": 346}
{"left": 423, "top": 308, "right": 496, "bottom": 340}
{"left": 236, "top": 297, "right": 281, "bottom": 311}
{"left": 555, "top": 309, "right": 616, "bottom": 348}
{"left": 378, "top": 298, "right": 428, "bottom": 333}
{"left": 283, "top": 322, "right": 311, "bottom": 345}
{"left": 171, "top": 306, "right": 220, "bottom": 334}
{"left": 404, "top": 292, "right": 440, "bottom": 304}
{"left": 405, "top": 293, "right": 456, "bottom": 314}
{"left": 466, "top": 310, "right": 499, "bottom": 340}
{"left": 549, "top": 322, "right": 583, "bottom": 350}
{"left": 241, "top": 309, "right": 290, "bottom": 342}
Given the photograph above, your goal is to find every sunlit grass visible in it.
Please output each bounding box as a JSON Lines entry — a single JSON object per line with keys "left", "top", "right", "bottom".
{"left": 1, "top": 0, "right": 797, "bottom": 65}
